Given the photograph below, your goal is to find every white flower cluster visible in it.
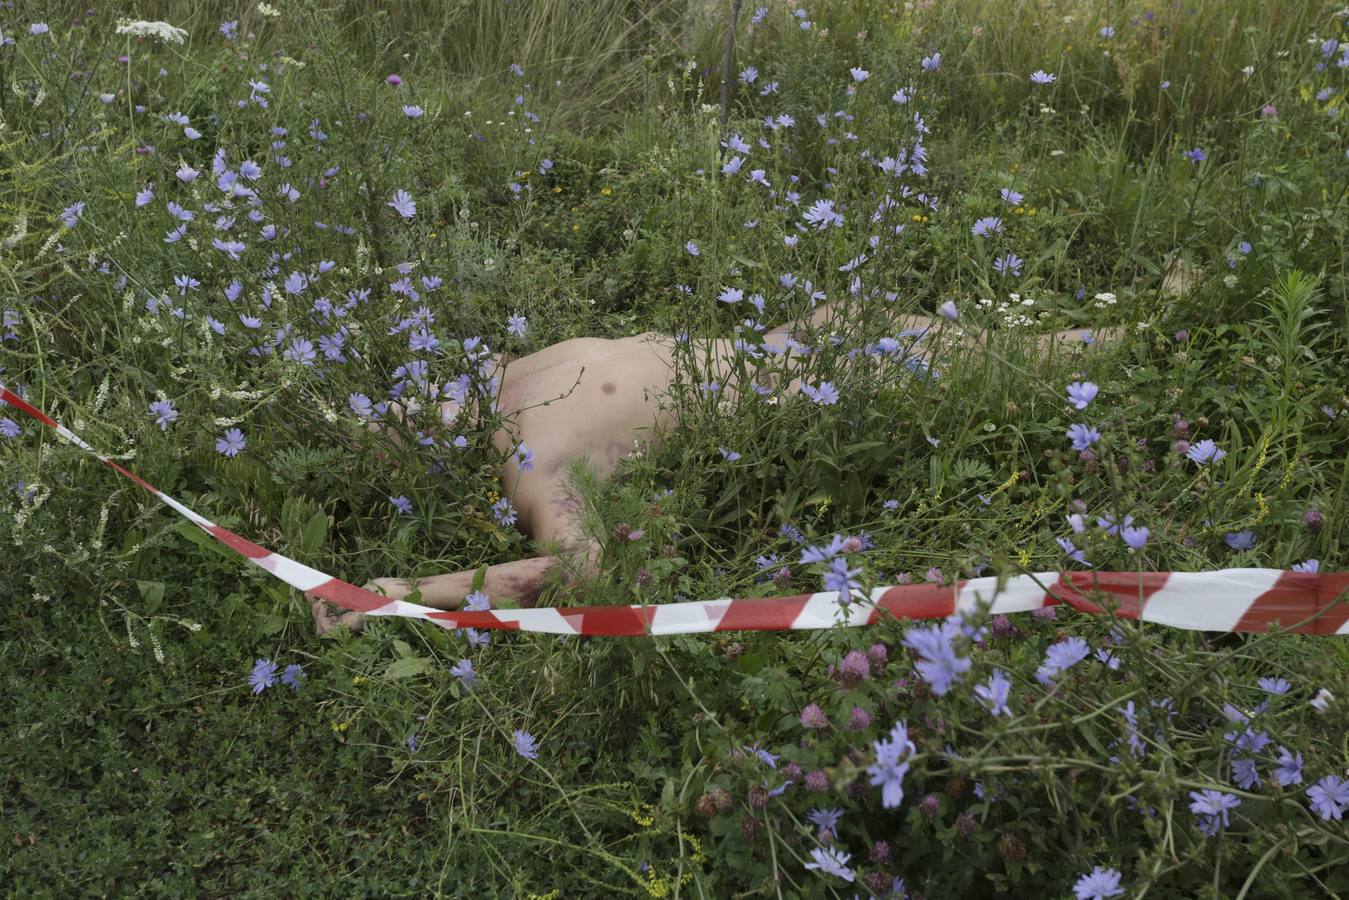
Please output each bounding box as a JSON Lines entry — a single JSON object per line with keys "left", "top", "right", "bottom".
{"left": 93, "top": 374, "right": 112, "bottom": 414}
{"left": 257, "top": 3, "right": 282, "bottom": 18}
{"left": 90, "top": 498, "right": 113, "bottom": 550}
{"left": 1, "top": 213, "right": 28, "bottom": 250}
{"left": 977, "top": 293, "right": 1042, "bottom": 328}
{"left": 12, "top": 483, "right": 52, "bottom": 536}
{"left": 115, "top": 19, "right": 188, "bottom": 44}
{"left": 1093, "top": 291, "right": 1118, "bottom": 309}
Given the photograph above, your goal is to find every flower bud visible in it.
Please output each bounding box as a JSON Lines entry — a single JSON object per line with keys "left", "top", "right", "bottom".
{"left": 847, "top": 706, "right": 871, "bottom": 731}
{"left": 866, "top": 642, "right": 888, "bottom": 670}
{"left": 997, "top": 833, "right": 1026, "bottom": 860}
{"left": 747, "top": 784, "right": 769, "bottom": 810}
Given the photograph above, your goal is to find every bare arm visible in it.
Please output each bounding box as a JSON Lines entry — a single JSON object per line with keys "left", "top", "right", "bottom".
{"left": 371, "top": 555, "right": 560, "bottom": 610}
{"left": 310, "top": 556, "right": 561, "bottom": 635}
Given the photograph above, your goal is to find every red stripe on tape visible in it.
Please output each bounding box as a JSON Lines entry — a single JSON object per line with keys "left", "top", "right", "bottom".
{"left": 874, "top": 582, "right": 958, "bottom": 622}
{"left": 307, "top": 577, "right": 399, "bottom": 615}
{"left": 717, "top": 595, "right": 811, "bottom": 631}
{"left": 207, "top": 525, "right": 274, "bottom": 560}
{"left": 1055, "top": 571, "right": 1173, "bottom": 620}
{"left": 1, "top": 387, "right": 59, "bottom": 428}
{"left": 1234, "top": 571, "right": 1349, "bottom": 635}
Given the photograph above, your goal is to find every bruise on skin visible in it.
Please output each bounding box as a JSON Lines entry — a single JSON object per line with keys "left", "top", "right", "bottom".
{"left": 501, "top": 569, "right": 545, "bottom": 607}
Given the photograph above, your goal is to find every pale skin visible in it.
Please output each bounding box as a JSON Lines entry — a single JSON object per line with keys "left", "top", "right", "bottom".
{"left": 309, "top": 303, "right": 1119, "bottom": 634}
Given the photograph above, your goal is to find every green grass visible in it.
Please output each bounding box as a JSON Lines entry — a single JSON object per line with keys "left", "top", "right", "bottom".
{"left": 2, "top": 0, "right": 1348, "bottom": 896}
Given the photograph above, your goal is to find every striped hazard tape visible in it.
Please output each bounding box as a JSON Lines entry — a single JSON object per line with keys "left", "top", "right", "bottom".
{"left": 4, "top": 382, "right": 1347, "bottom": 637}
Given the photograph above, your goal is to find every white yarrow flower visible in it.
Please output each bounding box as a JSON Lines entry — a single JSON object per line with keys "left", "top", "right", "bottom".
{"left": 114, "top": 18, "right": 188, "bottom": 44}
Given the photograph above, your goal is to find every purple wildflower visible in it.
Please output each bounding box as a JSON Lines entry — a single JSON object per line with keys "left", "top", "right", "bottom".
{"left": 1057, "top": 537, "right": 1090, "bottom": 565}
{"left": 1306, "top": 775, "right": 1348, "bottom": 821}
{"left": 1036, "top": 636, "right": 1090, "bottom": 685}
{"left": 492, "top": 497, "right": 518, "bottom": 527}
{"left": 148, "top": 399, "right": 179, "bottom": 430}
{"left": 1073, "top": 866, "right": 1124, "bottom": 900}
{"left": 249, "top": 658, "right": 278, "bottom": 694}
{"left": 824, "top": 556, "right": 862, "bottom": 597}
{"left": 974, "top": 668, "right": 1012, "bottom": 716}
{"left": 803, "top": 382, "right": 840, "bottom": 405}
{"left": 801, "top": 703, "right": 829, "bottom": 729}
{"left": 451, "top": 658, "right": 477, "bottom": 689}
{"left": 835, "top": 650, "right": 871, "bottom": 687}
{"left": 971, "top": 217, "right": 1002, "bottom": 237}
{"left": 512, "top": 729, "right": 540, "bottom": 760}
{"left": 1121, "top": 525, "right": 1150, "bottom": 552}
{"left": 867, "top": 720, "right": 916, "bottom": 808}
{"left": 902, "top": 620, "right": 971, "bottom": 696}
{"left": 1066, "top": 381, "right": 1099, "bottom": 410}
{"left": 1067, "top": 423, "right": 1101, "bottom": 451}
{"left": 804, "top": 846, "right": 855, "bottom": 882}
{"left": 1188, "top": 789, "right": 1240, "bottom": 836}
{"left": 281, "top": 663, "right": 305, "bottom": 690}
{"left": 215, "top": 428, "right": 246, "bottom": 457}
{"left": 1273, "top": 748, "right": 1303, "bottom": 787}
{"left": 60, "top": 202, "right": 86, "bottom": 228}
{"left": 388, "top": 189, "right": 416, "bottom": 218}
{"left": 847, "top": 706, "right": 871, "bottom": 731}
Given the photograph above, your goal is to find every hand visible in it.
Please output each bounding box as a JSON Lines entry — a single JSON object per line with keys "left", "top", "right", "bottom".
{"left": 306, "top": 579, "right": 407, "bottom": 636}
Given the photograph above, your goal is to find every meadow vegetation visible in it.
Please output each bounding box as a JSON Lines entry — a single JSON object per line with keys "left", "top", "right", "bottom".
{"left": 2, "top": 0, "right": 1348, "bottom": 896}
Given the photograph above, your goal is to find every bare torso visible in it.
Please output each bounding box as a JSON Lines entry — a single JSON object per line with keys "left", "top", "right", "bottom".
{"left": 477, "top": 332, "right": 686, "bottom": 547}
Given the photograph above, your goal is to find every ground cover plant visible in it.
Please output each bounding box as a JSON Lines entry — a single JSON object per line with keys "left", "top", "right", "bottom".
{"left": 2, "top": 0, "right": 1349, "bottom": 896}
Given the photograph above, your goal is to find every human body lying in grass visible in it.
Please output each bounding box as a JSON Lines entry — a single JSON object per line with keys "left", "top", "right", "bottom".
{"left": 309, "top": 305, "right": 1117, "bottom": 634}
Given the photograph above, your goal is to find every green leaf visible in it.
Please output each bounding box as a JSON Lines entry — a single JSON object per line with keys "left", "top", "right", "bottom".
{"left": 258, "top": 614, "right": 286, "bottom": 636}
{"left": 300, "top": 510, "right": 327, "bottom": 555}
{"left": 173, "top": 520, "right": 233, "bottom": 559}
{"left": 136, "top": 579, "right": 165, "bottom": 613}
{"left": 383, "top": 656, "right": 431, "bottom": 679}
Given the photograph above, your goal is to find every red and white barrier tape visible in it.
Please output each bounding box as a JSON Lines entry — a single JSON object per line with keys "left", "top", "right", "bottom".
{"left": 4, "top": 383, "right": 1347, "bottom": 637}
